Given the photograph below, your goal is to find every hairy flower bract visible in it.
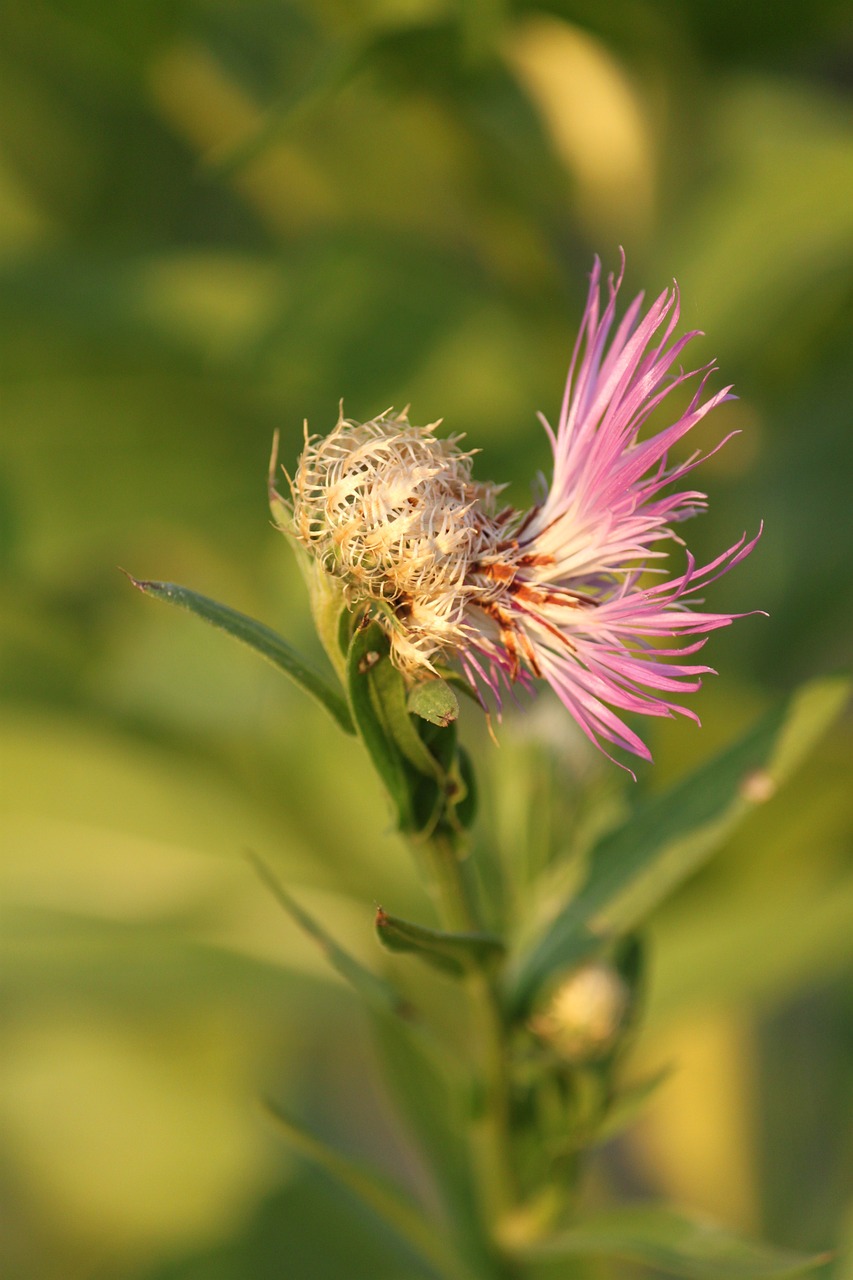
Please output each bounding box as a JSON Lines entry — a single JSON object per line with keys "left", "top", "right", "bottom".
{"left": 283, "top": 257, "right": 759, "bottom": 767}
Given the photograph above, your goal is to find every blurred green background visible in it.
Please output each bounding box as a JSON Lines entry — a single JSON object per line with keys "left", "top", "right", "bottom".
{"left": 1, "top": 1, "right": 852, "bottom": 1277}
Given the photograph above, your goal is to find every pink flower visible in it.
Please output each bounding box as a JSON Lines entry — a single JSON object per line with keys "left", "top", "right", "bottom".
{"left": 287, "top": 256, "right": 759, "bottom": 769}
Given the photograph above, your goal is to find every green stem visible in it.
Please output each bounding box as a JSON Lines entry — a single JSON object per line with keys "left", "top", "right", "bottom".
{"left": 418, "top": 827, "right": 481, "bottom": 934}
{"left": 417, "top": 827, "right": 520, "bottom": 1265}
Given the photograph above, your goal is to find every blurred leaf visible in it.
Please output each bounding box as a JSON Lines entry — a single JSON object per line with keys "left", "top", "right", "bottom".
{"left": 837, "top": 1204, "right": 853, "bottom": 1280}
{"left": 207, "top": 34, "right": 373, "bottom": 176}
{"left": 370, "top": 1014, "right": 491, "bottom": 1279}
{"left": 595, "top": 1066, "right": 673, "bottom": 1144}
{"left": 264, "top": 1100, "right": 475, "bottom": 1280}
{"left": 454, "top": 745, "right": 479, "bottom": 832}
{"left": 375, "top": 907, "right": 505, "bottom": 977}
{"left": 125, "top": 576, "right": 354, "bottom": 734}
{"left": 519, "top": 1205, "right": 831, "bottom": 1278}
{"left": 244, "top": 851, "right": 408, "bottom": 1020}
{"left": 510, "top": 677, "right": 851, "bottom": 1012}
{"left": 672, "top": 81, "right": 853, "bottom": 366}
{"left": 407, "top": 678, "right": 460, "bottom": 728}
{"left": 648, "top": 874, "right": 853, "bottom": 1024}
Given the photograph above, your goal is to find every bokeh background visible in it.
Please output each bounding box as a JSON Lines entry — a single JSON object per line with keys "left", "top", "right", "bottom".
{"left": 1, "top": 1, "right": 852, "bottom": 1277}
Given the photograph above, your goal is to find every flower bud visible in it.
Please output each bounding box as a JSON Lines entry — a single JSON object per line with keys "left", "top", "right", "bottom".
{"left": 289, "top": 407, "right": 500, "bottom": 675}
{"left": 530, "top": 962, "right": 629, "bottom": 1064}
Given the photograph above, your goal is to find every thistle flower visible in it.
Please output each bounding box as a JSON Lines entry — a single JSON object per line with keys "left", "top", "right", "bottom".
{"left": 284, "top": 256, "right": 759, "bottom": 768}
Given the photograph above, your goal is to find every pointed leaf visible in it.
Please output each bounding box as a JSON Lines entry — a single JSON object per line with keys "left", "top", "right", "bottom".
{"left": 267, "top": 436, "right": 353, "bottom": 688}
{"left": 124, "top": 574, "right": 354, "bottom": 733}
{"left": 509, "top": 677, "right": 850, "bottom": 1013}
{"left": 518, "top": 1205, "right": 831, "bottom": 1279}
{"left": 376, "top": 907, "right": 505, "bottom": 977}
{"left": 267, "top": 430, "right": 294, "bottom": 537}
{"left": 265, "top": 1101, "right": 475, "bottom": 1280}
{"left": 245, "top": 851, "right": 408, "bottom": 1019}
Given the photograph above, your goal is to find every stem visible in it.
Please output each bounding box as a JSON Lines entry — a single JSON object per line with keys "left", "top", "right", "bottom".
{"left": 417, "top": 827, "right": 520, "bottom": 1260}
{"left": 418, "top": 827, "right": 481, "bottom": 934}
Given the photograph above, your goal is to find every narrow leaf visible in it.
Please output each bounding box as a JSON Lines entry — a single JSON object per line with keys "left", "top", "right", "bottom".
{"left": 124, "top": 574, "right": 354, "bottom": 733}
{"left": 265, "top": 1101, "right": 475, "bottom": 1280}
{"left": 267, "top": 429, "right": 294, "bottom": 536}
{"left": 454, "top": 745, "right": 479, "bottom": 830}
{"left": 519, "top": 1205, "right": 831, "bottom": 1279}
{"left": 510, "top": 677, "right": 850, "bottom": 1012}
{"left": 205, "top": 35, "right": 371, "bottom": 176}
{"left": 347, "top": 622, "right": 416, "bottom": 830}
{"left": 376, "top": 907, "right": 505, "bottom": 977}
{"left": 245, "top": 851, "right": 408, "bottom": 1019}
{"left": 371, "top": 657, "right": 446, "bottom": 782}
{"left": 370, "top": 1013, "right": 491, "bottom": 1277}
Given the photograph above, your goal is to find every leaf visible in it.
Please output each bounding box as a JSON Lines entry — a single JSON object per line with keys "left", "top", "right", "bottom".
{"left": 594, "top": 1067, "right": 673, "bottom": 1144}
{"left": 244, "top": 851, "right": 408, "bottom": 1020}
{"left": 346, "top": 622, "right": 417, "bottom": 831}
{"left": 375, "top": 907, "right": 505, "bottom": 977}
{"left": 370, "top": 1014, "right": 492, "bottom": 1278}
{"left": 518, "top": 1205, "right": 831, "bottom": 1278}
{"left": 267, "top": 429, "right": 294, "bottom": 537}
{"left": 371, "top": 657, "right": 446, "bottom": 783}
{"left": 264, "top": 1101, "right": 476, "bottom": 1280}
{"left": 123, "top": 575, "right": 354, "bottom": 734}
{"left": 648, "top": 875, "right": 853, "bottom": 1025}
{"left": 408, "top": 679, "right": 460, "bottom": 727}
{"left": 509, "top": 677, "right": 850, "bottom": 1013}
{"left": 454, "top": 745, "right": 479, "bottom": 831}
{"left": 205, "top": 34, "right": 373, "bottom": 177}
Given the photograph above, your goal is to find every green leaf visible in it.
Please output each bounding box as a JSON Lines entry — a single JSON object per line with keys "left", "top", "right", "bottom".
{"left": 594, "top": 1067, "right": 673, "bottom": 1144}
{"left": 454, "top": 745, "right": 479, "bottom": 830}
{"left": 518, "top": 1205, "right": 831, "bottom": 1278}
{"left": 371, "top": 657, "right": 447, "bottom": 783}
{"left": 509, "top": 677, "right": 850, "bottom": 1013}
{"left": 354, "top": 649, "right": 466, "bottom": 836}
{"left": 346, "top": 622, "right": 418, "bottom": 831}
{"left": 265, "top": 1100, "right": 476, "bottom": 1280}
{"left": 648, "top": 875, "right": 853, "bottom": 1025}
{"left": 244, "top": 851, "right": 408, "bottom": 1020}
{"left": 375, "top": 907, "right": 505, "bottom": 977}
{"left": 370, "top": 1014, "right": 491, "bottom": 1277}
{"left": 267, "top": 430, "right": 294, "bottom": 537}
{"left": 407, "top": 679, "right": 460, "bottom": 727}
{"left": 205, "top": 35, "right": 372, "bottom": 176}
{"left": 124, "top": 574, "right": 354, "bottom": 734}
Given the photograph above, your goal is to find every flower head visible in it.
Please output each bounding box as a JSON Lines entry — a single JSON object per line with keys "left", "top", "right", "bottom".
{"left": 530, "top": 963, "right": 630, "bottom": 1063}
{"left": 284, "top": 257, "right": 759, "bottom": 769}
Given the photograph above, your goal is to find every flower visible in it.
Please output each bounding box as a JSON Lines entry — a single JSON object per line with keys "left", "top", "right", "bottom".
{"left": 530, "top": 963, "right": 630, "bottom": 1063}
{"left": 284, "top": 256, "right": 759, "bottom": 768}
